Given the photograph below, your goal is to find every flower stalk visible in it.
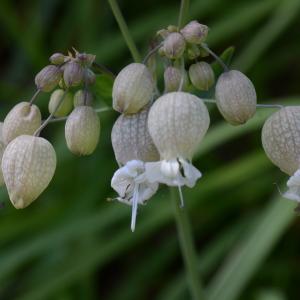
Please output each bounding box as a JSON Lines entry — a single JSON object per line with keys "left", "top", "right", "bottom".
{"left": 107, "top": 0, "right": 142, "bottom": 63}
{"left": 170, "top": 187, "right": 205, "bottom": 300}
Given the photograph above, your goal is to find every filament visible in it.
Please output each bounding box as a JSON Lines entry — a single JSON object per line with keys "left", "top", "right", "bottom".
{"left": 177, "top": 184, "right": 185, "bottom": 208}
{"left": 131, "top": 184, "right": 140, "bottom": 232}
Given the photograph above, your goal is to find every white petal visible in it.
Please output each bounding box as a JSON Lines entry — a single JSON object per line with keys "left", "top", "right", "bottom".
{"left": 284, "top": 169, "right": 300, "bottom": 202}
{"left": 145, "top": 159, "right": 202, "bottom": 187}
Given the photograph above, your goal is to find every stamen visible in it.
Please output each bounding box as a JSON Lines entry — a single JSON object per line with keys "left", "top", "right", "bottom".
{"left": 131, "top": 184, "right": 139, "bottom": 232}
{"left": 177, "top": 184, "right": 185, "bottom": 208}
{"left": 273, "top": 182, "right": 284, "bottom": 196}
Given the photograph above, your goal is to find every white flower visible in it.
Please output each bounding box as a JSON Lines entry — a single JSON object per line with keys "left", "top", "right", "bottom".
{"left": 146, "top": 92, "right": 209, "bottom": 205}
{"left": 111, "top": 160, "right": 159, "bottom": 232}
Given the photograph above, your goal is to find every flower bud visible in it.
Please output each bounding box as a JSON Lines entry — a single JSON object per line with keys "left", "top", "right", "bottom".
{"left": 112, "top": 63, "right": 154, "bottom": 114}
{"left": 215, "top": 70, "right": 257, "bottom": 125}
{"left": 262, "top": 106, "right": 300, "bottom": 176}
{"left": 65, "top": 106, "right": 100, "bottom": 155}
{"left": 49, "top": 53, "right": 65, "bottom": 65}
{"left": 157, "top": 29, "right": 169, "bottom": 39}
{"left": 48, "top": 89, "right": 73, "bottom": 117}
{"left": 167, "top": 25, "right": 178, "bottom": 32}
{"left": 148, "top": 92, "right": 209, "bottom": 160}
{"left": 164, "top": 66, "right": 188, "bottom": 92}
{"left": 111, "top": 106, "right": 159, "bottom": 165}
{"left": 163, "top": 32, "right": 186, "bottom": 59}
{"left": 83, "top": 69, "right": 96, "bottom": 85}
{"left": 2, "top": 102, "right": 42, "bottom": 144}
{"left": 189, "top": 62, "right": 215, "bottom": 91}
{"left": 73, "top": 90, "right": 93, "bottom": 107}
{"left": 180, "top": 21, "right": 208, "bottom": 44}
{"left": 35, "top": 65, "right": 62, "bottom": 92}
{"left": 1, "top": 135, "right": 56, "bottom": 209}
{"left": 77, "top": 53, "right": 96, "bottom": 67}
{"left": 63, "top": 61, "right": 84, "bottom": 87}
{"left": 187, "top": 44, "right": 200, "bottom": 60}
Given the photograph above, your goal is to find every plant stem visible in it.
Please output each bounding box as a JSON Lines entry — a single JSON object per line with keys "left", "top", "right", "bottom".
{"left": 107, "top": 0, "right": 141, "bottom": 63}
{"left": 142, "top": 42, "right": 163, "bottom": 65}
{"left": 46, "top": 107, "right": 112, "bottom": 124}
{"left": 29, "top": 89, "right": 41, "bottom": 105}
{"left": 202, "top": 99, "right": 284, "bottom": 109}
{"left": 34, "top": 90, "right": 68, "bottom": 136}
{"left": 170, "top": 187, "right": 205, "bottom": 300}
{"left": 178, "top": 0, "right": 190, "bottom": 28}
{"left": 201, "top": 43, "right": 229, "bottom": 72}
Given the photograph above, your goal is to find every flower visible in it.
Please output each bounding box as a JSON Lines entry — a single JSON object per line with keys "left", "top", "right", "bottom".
{"left": 146, "top": 92, "right": 210, "bottom": 202}
{"left": 111, "top": 160, "right": 158, "bottom": 231}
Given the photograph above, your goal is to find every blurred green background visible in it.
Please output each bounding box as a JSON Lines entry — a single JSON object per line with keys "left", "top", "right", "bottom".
{"left": 1, "top": 0, "right": 300, "bottom": 299}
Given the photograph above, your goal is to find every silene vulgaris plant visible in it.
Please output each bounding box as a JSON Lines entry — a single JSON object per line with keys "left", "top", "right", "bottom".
{"left": 0, "top": 16, "right": 297, "bottom": 226}
{"left": 0, "top": 0, "right": 299, "bottom": 298}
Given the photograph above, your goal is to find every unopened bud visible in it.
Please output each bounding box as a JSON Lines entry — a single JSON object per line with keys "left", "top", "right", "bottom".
{"left": 65, "top": 106, "right": 100, "bottom": 155}
{"left": 112, "top": 63, "right": 154, "bottom": 114}
{"left": 77, "top": 53, "right": 96, "bottom": 67}
{"left": 2, "top": 102, "right": 42, "bottom": 144}
{"left": 215, "top": 70, "right": 257, "bottom": 125}
{"left": 1, "top": 135, "right": 56, "bottom": 209}
{"left": 180, "top": 21, "right": 208, "bottom": 44}
{"left": 111, "top": 106, "right": 159, "bottom": 165}
{"left": 158, "top": 47, "right": 165, "bottom": 57}
{"left": 164, "top": 66, "right": 188, "bottom": 92}
{"left": 50, "top": 53, "right": 65, "bottom": 65}
{"left": 163, "top": 32, "right": 186, "bottom": 59}
{"left": 167, "top": 25, "right": 178, "bottom": 32}
{"left": 187, "top": 44, "right": 201, "bottom": 60}
{"left": 73, "top": 90, "right": 93, "bottom": 107}
{"left": 157, "top": 29, "right": 169, "bottom": 39}
{"left": 35, "top": 65, "right": 62, "bottom": 92}
{"left": 48, "top": 89, "right": 73, "bottom": 117}
{"left": 63, "top": 61, "right": 84, "bottom": 87}
{"left": 189, "top": 62, "right": 215, "bottom": 91}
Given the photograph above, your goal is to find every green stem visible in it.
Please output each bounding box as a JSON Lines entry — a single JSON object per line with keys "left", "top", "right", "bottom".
{"left": 178, "top": 0, "right": 190, "bottom": 28}
{"left": 107, "top": 0, "right": 141, "bottom": 62}
{"left": 170, "top": 188, "right": 206, "bottom": 300}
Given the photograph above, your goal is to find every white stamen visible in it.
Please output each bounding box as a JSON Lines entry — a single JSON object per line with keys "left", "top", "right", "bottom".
{"left": 177, "top": 184, "right": 185, "bottom": 208}
{"left": 131, "top": 184, "right": 139, "bottom": 232}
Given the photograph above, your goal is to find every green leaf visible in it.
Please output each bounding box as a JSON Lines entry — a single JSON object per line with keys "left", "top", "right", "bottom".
{"left": 211, "top": 46, "right": 235, "bottom": 77}
{"left": 91, "top": 74, "right": 114, "bottom": 106}
{"left": 206, "top": 197, "right": 295, "bottom": 300}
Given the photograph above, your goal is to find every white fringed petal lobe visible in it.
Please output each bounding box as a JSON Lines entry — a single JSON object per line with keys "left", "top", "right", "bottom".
{"left": 1, "top": 135, "right": 56, "bottom": 209}
{"left": 145, "top": 158, "right": 202, "bottom": 188}
{"left": 111, "top": 160, "right": 159, "bottom": 232}
{"left": 284, "top": 169, "right": 300, "bottom": 202}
